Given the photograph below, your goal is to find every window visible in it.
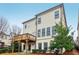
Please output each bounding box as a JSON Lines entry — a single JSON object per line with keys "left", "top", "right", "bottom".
{"left": 47, "top": 27, "right": 50, "bottom": 36}
{"left": 52, "top": 26, "right": 56, "bottom": 35}
{"left": 55, "top": 10, "right": 59, "bottom": 19}
{"left": 38, "top": 43, "right": 42, "bottom": 49}
{"left": 38, "top": 29, "right": 41, "bottom": 37}
{"left": 44, "top": 42, "right": 48, "bottom": 50}
{"left": 25, "top": 25, "right": 27, "bottom": 29}
{"left": 38, "top": 17, "right": 41, "bottom": 24}
{"left": 42, "top": 28, "right": 45, "bottom": 37}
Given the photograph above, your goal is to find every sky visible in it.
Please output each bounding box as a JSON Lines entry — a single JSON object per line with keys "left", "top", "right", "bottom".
{"left": 0, "top": 3, "right": 78, "bottom": 40}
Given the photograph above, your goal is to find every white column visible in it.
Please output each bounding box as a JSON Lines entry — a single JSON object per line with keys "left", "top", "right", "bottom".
{"left": 31, "top": 44, "right": 35, "bottom": 52}
{"left": 31, "top": 44, "right": 32, "bottom": 52}
{"left": 21, "top": 43, "right": 24, "bottom": 52}
{"left": 25, "top": 40, "right": 28, "bottom": 53}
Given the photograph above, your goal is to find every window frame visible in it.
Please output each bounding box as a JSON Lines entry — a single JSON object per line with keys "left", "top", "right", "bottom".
{"left": 38, "top": 29, "right": 41, "bottom": 37}
{"left": 47, "top": 27, "right": 50, "bottom": 36}
{"left": 42, "top": 28, "right": 45, "bottom": 37}
{"left": 44, "top": 42, "right": 48, "bottom": 50}
{"left": 38, "top": 43, "right": 42, "bottom": 50}
{"left": 52, "top": 26, "right": 56, "bottom": 35}
{"left": 38, "top": 17, "right": 41, "bottom": 24}
{"left": 54, "top": 10, "right": 59, "bottom": 19}
{"left": 24, "top": 24, "right": 27, "bottom": 29}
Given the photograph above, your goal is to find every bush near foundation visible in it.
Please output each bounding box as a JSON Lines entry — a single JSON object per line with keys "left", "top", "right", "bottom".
{"left": 0, "top": 46, "right": 13, "bottom": 53}
{"left": 32, "top": 49, "right": 46, "bottom": 53}
{"left": 0, "top": 47, "right": 8, "bottom": 53}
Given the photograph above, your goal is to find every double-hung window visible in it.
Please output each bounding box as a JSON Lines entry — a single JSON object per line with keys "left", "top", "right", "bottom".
{"left": 52, "top": 26, "right": 56, "bottom": 35}
{"left": 44, "top": 42, "right": 48, "bottom": 50}
{"left": 38, "top": 29, "right": 41, "bottom": 37}
{"left": 25, "top": 25, "right": 27, "bottom": 29}
{"left": 47, "top": 27, "right": 50, "bottom": 36}
{"left": 42, "top": 28, "right": 45, "bottom": 37}
{"left": 38, "top": 43, "right": 42, "bottom": 49}
{"left": 38, "top": 17, "right": 41, "bottom": 24}
{"left": 55, "top": 10, "right": 59, "bottom": 19}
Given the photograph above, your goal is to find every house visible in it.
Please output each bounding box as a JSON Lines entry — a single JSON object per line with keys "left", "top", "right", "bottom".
{"left": 76, "top": 11, "right": 79, "bottom": 47}
{"left": 0, "top": 32, "right": 11, "bottom": 47}
{"left": 13, "top": 4, "right": 67, "bottom": 53}
{"left": 21, "top": 3, "right": 67, "bottom": 53}
{"left": 0, "top": 42, "right": 4, "bottom": 48}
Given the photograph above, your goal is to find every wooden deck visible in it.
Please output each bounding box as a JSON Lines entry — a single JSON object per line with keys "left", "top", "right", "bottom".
{"left": 13, "top": 33, "right": 36, "bottom": 42}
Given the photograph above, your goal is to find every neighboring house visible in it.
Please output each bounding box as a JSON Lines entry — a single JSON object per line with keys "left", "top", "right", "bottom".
{"left": 76, "top": 11, "right": 79, "bottom": 47}
{"left": 0, "top": 32, "right": 11, "bottom": 47}
{"left": 22, "top": 4, "right": 67, "bottom": 52}
{"left": 0, "top": 42, "right": 4, "bottom": 48}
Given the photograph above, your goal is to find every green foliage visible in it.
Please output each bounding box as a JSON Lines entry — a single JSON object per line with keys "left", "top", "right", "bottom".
{"left": 32, "top": 49, "right": 46, "bottom": 53}
{"left": 0, "top": 46, "right": 13, "bottom": 53}
{"left": 50, "top": 23, "right": 74, "bottom": 51}
{"left": 13, "top": 42, "right": 19, "bottom": 52}
{"left": 0, "top": 47, "right": 8, "bottom": 53}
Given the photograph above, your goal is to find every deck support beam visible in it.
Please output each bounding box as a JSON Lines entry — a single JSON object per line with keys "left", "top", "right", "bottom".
{"left": 25, "top": 40, "right": 28, "bottom": 54}
{"left": 12, "top": 38, "right": 14, "bottom": 53}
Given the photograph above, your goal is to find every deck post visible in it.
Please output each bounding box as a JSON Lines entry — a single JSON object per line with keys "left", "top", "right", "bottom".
{"left": 25, "top": 40, "right": 28, "bottom": 54}
{"left": 21, "top": 43, "right": 24, "bottom": 52}
{"left": 12, "top": 38, "right": 14, "bottom": 53}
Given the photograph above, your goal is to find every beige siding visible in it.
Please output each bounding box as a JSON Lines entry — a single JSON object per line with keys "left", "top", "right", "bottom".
{"left": 37, "top": 8, "right": 62, "bottom": 39}
{"left": 23, "top": 18, "right": 36, "bottom": 36}
{"left": 36, "top": 6, "right": 66, "bottom": 49}
{"left": 36, "top": 38, "right": 54, "bottom": 50}
{"left": 0, "top": 35, "right": 11, "bottom": 46}
{"left": 23, "top": 4, "right": 67, "bottom": 50}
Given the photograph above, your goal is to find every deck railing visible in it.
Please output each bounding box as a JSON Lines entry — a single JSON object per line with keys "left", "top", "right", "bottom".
{"left": 13, "top": 33, "right": 36, "bottom": 42}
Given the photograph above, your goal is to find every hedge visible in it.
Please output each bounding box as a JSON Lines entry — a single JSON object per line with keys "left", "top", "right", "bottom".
{"left": 0, "top": 46, "right": 12, "bottom": 53}
{"left": 0, "top": 47, "right": 8, "bottom": 53}
{"left": 32, "top": 49, "right": 46, "bottom": 53}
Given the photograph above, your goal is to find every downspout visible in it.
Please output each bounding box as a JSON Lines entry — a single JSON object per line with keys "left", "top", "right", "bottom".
{"left": 35, "top": 16, "right": 37, "bottom": 49}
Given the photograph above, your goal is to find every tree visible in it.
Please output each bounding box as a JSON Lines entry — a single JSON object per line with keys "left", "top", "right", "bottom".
{"left": 9, "top": 25, "right": 21, "bottom": 37}
{"left": 0, "top": 17, "right": 9, "bottom": 35}
{"left": 50, "top": 23, "right": 74, "bottom": 54}
{"left": 9, "top": 25, "right": 21, "bottom": 53}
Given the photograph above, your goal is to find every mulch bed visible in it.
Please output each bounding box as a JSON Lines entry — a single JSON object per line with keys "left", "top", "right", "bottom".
{"left": 32, "top": 50, "right": 79, "bottom": 55}
{"left": 63, "top": 50, "right": 79, "bottom": 55}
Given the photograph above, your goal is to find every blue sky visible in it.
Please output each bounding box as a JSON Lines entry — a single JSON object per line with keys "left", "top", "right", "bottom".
{"left": 0, "top": 3, "right": 78, "bottom": 40}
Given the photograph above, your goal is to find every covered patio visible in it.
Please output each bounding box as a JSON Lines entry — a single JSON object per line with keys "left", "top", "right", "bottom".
{"left": 12, "top": 33, "right": 36, "bottom": 53}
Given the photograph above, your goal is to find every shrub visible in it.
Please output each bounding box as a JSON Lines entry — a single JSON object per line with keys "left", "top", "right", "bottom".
{"left": 32, "top": 49, "right": 37, "bottom": 53}
{"left": 42, "top": 50, "right": 46, "bottom": 53}
{"left": 0, "top": 46, "right": 13, "bottom": 53}
{"left": 0, "top": 47, "right": 8, "bottom": 53}
{"left": 32, "top": 49, "right": 46, "bottom": 53}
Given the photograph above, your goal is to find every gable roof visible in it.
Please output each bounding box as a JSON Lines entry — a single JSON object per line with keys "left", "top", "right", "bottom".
{"left": 35, "top": 3, "right": 64, "bottom": 16}
{"left": 22, "top": 17, "right": 36, "bottom": 24}
{"left": 22, "top": 3, "right": 64, "bottom": 24}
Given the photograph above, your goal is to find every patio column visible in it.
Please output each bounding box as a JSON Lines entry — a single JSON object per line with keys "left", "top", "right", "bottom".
{"left": 21, "top": 43, "right": 24, "bottom": 52}
{"left": 25, "top": 40, "right": 28, "bottom": 54}
{"left": 12, "top": 40, "right": 14, "bottom": 53}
